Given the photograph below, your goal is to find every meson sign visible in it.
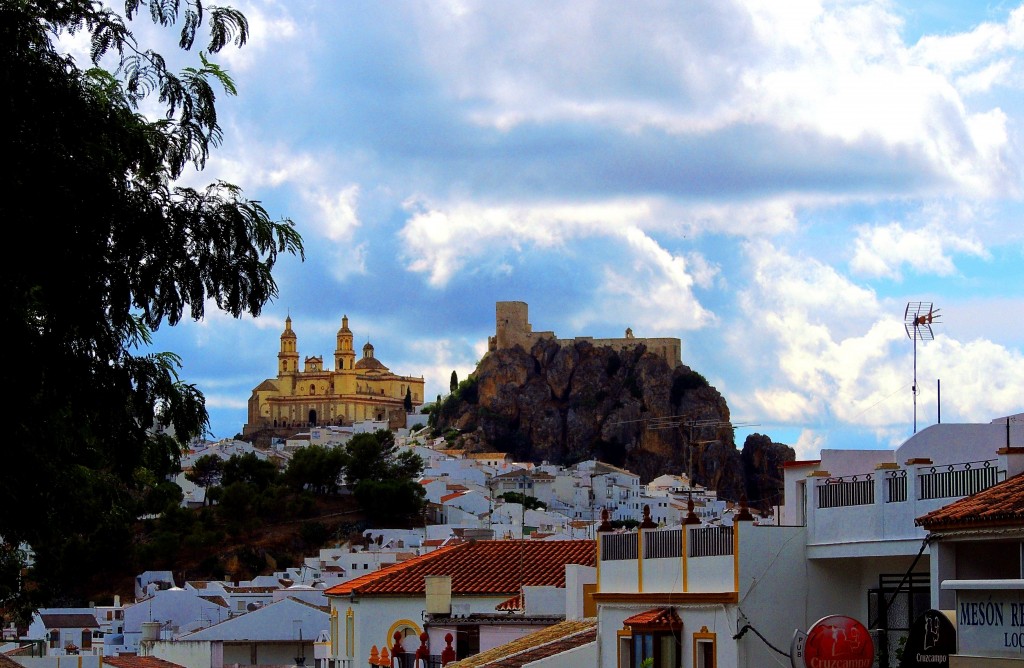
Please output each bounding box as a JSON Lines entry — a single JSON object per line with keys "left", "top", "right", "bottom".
{"left": 943, "top": 580, "right": 1024, "bottom": 659}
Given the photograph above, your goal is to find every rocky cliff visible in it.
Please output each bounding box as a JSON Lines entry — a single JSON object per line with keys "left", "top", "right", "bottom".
{"left": 431, "top": 338, "right": 794, "bottom": 509}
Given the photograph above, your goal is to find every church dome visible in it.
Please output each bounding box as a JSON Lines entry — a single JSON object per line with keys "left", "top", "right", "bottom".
{"left": 354, "top": 356, "right": 387, "bottom": 370}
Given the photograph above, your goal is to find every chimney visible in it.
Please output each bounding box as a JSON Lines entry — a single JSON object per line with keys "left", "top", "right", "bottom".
{"left": 425, "top": 576, "right": 452, "bottom": 616}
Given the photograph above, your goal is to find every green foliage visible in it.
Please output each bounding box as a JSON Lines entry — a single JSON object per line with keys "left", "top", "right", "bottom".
{"left": 450, "top": 370, "right": 459, "bottom": 393}
{"left": 429, "top": 376, "right": 479, "bottom": 435}
{"left": 670, "top": 370, "right": 710, "bottom": 405}
{"left": 1, "top": 0, "right": 303, "bottom": 614}
{"left": 185, "top": 454, "right": 225, "bottom": 492}
{"left": 343, "top": 430, "right": 425, "bottom": 520}
{"left": 285, "top": 445, "right": 346, "bottom": 494}
{"left": 218, "top": 482, "right": 260, "bottom": 536}
{"left": 404, "top": 387, "right": 413, "bottom": 412}
{"left": 497, "top": 492, "right": 547, "bottom": 510}
{"left": 298, "top": 521, "right": 331, "bottom": 547}
{"left": 354, "top": 479, "right": 427, "bottom": 525}
{"left": 222, "top": 452, "right": 279, "bottom": 490}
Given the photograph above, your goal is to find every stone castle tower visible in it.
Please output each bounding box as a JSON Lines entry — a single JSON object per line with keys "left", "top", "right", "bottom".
{"left": 489, "top": 301, "right": 682, "bottom": 368}
{"left": 244, "top": 314, "right": 424, "bottom": 434}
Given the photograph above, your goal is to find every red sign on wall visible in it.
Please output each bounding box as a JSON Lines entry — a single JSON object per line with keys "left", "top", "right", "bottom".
{"left": 803, "top": 615, "right": 874, "bottom": 668}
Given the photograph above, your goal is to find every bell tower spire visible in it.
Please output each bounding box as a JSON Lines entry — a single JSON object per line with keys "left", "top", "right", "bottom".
{"left": 335, "top": 315, "right": 356, "bottom": 371}
{"left": 279, "top": 315, "right": 299, "bottom": 376}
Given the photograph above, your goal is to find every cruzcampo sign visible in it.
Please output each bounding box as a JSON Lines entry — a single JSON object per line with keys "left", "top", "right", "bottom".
{"left": 799, "top": 615, "right": 874, "bottom": 668}
{"left": 899, "top": 609, "right": 955, "bottom": 668}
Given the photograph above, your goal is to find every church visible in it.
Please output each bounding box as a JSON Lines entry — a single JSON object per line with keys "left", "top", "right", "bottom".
{"left": 243, "top": 315, "right": 425, "bottom": 435}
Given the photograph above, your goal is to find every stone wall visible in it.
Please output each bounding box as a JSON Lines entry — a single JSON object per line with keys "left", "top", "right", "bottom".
{"left": 489, "top": 300, "right": 681, "bottom": 368}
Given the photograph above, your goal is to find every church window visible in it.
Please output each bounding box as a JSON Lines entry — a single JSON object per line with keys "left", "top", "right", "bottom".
{"left": 310, "top": 384, "right": 316, "bottom": 395}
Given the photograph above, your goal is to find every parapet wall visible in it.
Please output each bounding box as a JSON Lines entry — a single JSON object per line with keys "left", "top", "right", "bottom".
{"left": 490, "top": 301, "right": 681, "bottom": 368}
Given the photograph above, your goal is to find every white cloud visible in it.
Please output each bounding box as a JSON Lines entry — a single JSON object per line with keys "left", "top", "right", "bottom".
{"left": 324, "top": 242, "right": 368, "bottom": 282}
{"left": 398, "top": 198, "right": 655, "bottom": 287}
{"left": 583, "top": 228, "right": 717, "bottom": 333}
{"left": 311, "top": 185, "right": 361, "bottom": 242}
{"left": 911, "top": 5, "right": 1024, "bottom": 77}
{"left": 793, "top": 429, "right": 827, "bottom": 461}
{"left": 850, "top": 221, "right": 988, "bottom": 279}
{"left": 728, "top": 239, "right": 1024, "bottom": 438}
{"left": 409, "top": 1, "right": 1020, "bottom": 195}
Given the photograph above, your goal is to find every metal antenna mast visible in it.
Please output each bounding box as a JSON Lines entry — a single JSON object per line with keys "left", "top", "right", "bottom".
{"left": 904, "top": 301, "right": 940, "bottom": 433}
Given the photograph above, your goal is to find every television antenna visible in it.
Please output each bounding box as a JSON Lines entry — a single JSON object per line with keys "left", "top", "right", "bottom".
{"left": 904, "top": 301, "right": 940, "bottom": 434}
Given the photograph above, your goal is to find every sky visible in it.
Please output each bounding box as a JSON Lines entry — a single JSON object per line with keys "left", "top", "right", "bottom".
{"left": 71, "top": 1, "right": 1024, "bottom": 460}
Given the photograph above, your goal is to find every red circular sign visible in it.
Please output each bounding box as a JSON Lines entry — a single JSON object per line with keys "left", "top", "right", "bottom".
{"left": 804, "top": 615, "right": 874, "bottom": 668}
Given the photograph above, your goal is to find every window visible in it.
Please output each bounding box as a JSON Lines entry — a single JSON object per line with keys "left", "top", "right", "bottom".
{"left": 693, "top": 627, "right": 716, "bottom": 668}
{"left": 620, "top": 608, "right": 683, "bottom": 668}
{"left": 631, "top": 632, "right": 680, "bottom": 667}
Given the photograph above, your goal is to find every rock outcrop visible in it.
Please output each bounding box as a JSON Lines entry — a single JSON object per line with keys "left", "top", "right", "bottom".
{"left": 431, "top": 338, "right": 794, "bottom": 506}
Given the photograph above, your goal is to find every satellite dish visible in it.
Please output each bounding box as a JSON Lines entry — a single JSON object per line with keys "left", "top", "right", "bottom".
{"left": 246, "top": 603, "right": 259, "bottom": 612}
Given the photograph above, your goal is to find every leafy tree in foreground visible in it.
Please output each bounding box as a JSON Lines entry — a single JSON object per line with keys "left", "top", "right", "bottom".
{"left": 0, "top": 0, "right": 303, "bottom": 621}
{"left": 345, "top": 430, "right": 426, "bottom": 523}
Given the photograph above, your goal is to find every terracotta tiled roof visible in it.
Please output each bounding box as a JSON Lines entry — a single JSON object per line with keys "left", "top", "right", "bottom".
{"left": 39, "top": 613, "right": 99, "bottom": 629}
{"left": 103, "top": 657, "right": 186, "bottom": 668}
{"left": 783, "top": 460, "right": 821, "bottom": 469}
{"left": 444, "top": 618, "right": 596, "bottom": 668}
{"left": 916, "top": 471, "right": 1024, "bottom": 530}
{"left": 0, "top": 654, "right": 24, "bottom": 668}
{"left": 622, "top": 607, "right": 682, "bottom": 627}
{"left": 324, "top": 540, "right": 595, "bottom": 597}
{"left": 440, "top": 491, "right": 467, "bottom": 503}
{"left": 466, "top": 453, "right": 509, "bottom": 460}
{"left": 495, "top": 593, "right": 523, "bottom": 611}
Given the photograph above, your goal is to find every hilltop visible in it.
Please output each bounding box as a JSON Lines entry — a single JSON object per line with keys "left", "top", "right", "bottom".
{"left": 430, "top": 337, "right": 794, "bottom": 510}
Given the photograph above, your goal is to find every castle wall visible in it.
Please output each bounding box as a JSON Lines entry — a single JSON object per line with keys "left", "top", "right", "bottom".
{"left": 492, "top": 301, "right": 682, "bottom": 368}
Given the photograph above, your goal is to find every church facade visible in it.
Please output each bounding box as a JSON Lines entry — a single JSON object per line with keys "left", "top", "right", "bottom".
{"left": 243, "top": 315, "right": 424, "bottom": 435}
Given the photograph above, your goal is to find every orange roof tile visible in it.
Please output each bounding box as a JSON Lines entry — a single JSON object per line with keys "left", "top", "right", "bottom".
{"left": 104, "top": 657, "right": 187, "bottom": 668}
{"left": 440, "top": 491, "right": 467, "bottom": 503}
{"left": 324, "top": 540, "right": 595, "bottom": 597}
{"left": 783, "top": 460, "right": 821, "bottom": 469}
{"left": 622, "top": 607, "right": 682, "bottom": 627}
{"left": 916, "top": 471, "right": 1024, "bottom": 530}
{"left": 495, "top": 593, "right": 523, "bottom": 611}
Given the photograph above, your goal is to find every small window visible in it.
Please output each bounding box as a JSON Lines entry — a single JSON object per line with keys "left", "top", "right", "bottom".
{"left": 693, "top": 627, "right": 716, "bottom": 668}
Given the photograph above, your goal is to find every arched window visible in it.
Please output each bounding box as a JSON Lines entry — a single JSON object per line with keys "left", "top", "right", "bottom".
{"left": 310, "top": 384, "right": 316, "bottom": 395}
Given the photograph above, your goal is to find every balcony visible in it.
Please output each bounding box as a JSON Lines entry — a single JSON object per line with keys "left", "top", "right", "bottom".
{"left": 805, "top": 458, "right": 1007, "bottom": 558}
{"left": 598, "top": 525, "right": 736, "bottom": 594}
